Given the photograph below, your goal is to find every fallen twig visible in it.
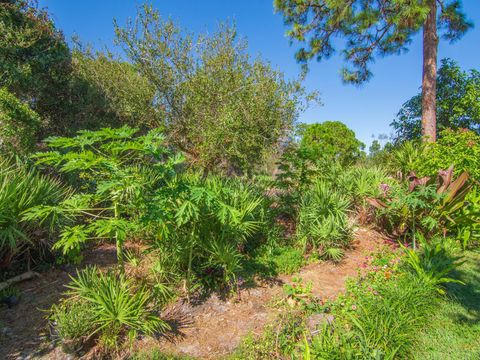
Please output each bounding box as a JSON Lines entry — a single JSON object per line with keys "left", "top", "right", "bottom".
{"left": 0, "top": 271, "right": 40, "bottom": 292}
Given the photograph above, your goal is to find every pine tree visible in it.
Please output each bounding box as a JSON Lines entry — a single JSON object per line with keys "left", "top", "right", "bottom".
{"left": 275, "top": 0, "right": 472, "bottom": 142}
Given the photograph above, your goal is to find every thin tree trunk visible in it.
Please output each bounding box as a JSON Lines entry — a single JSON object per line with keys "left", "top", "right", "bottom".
{"left": 421, "top": 0, "right": 438, "bottom": 142}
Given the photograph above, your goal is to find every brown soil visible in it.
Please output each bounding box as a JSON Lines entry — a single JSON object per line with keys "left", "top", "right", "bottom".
{"left": 150, "top": 227, "right": 384, "bottom": 359}
{"left": 0, "top": 228, "right": 387, "bottom": 360}
{"left": 0, "top": 243, "right": 118, "bottom": 360}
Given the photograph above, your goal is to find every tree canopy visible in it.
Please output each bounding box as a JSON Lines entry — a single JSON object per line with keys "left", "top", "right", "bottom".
{"left": 299, "top": 121, "right": 365, "bottom": 166}
{"left": 69, "top": 47, "right": 161, "bottom": 131}
{"left": 0, "top": 0, "right": 72, "bottom": 136}
{"left": 392, "top": 58, "right": 480, "bottom": 143}
{"left": 274, "top": 0, "right": 472, "bottom": 84}
{"left": 115, "top": 5, "right": 318, "bottom": 175}
{"left": 274, "top": 0, "right": 472, "bottom": 142}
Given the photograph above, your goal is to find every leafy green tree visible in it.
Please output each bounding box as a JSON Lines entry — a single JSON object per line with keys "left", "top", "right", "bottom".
{"left": 392, "top": 58, "right": 480, "bottom": 142}
{"left": 115, "top": 5, "right": 317, "bottom": 175}
{"left": 70, "top": 47, "right": 161, "bottom": 131}
{"left": 0, "top": 87, "right": 40, "bottom": 153}
{"left": 0, "top": 0, "right": 72, "bottom": 136}
{"left": 369, "top": 140, "right": 382, "bottom": 157}
{"left": 299, "top": 121, "right": 365, "bottom": 166}
{"left": 415, "top": 128, "right": 480, "bottom": 180}
{"left": 274, "top": 0, "right": 473, "bottom": 142}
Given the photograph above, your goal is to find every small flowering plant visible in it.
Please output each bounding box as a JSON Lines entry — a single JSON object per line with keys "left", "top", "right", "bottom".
{"left": 329, "top": 249, "right": 404, "bottom": 321}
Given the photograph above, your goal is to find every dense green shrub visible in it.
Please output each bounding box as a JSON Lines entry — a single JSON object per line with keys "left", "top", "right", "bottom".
{"left": 455, "top": 187, "right": 480, "bottom": 249}
{"left": 0, "top": 87, "right": 41, "bottom": 154}
{"left": 403, "top": 237, "right": 465, "bottom": 294}
{"left": 415, "top": 128, "right": 480, "bottom": 180}
{"left": 296, "top": 180, "right": 352, "bottom": 258}
{"left": 0, "top": 0, "right": 72, "bottom": 137}
{"left": 338, "top": 166, "right": 389, "bottom": 202}
{"left": 368, "top": 169, "right": 474, "bottom": 247}
{"left": 254, "top": 245, "right": 305, "bottom": 275}
{"left": 24, "top": 126, "right": 182, "bottom": 265}
{"left": 70, "top": 49, "right": 161, "bottom": 131}
{"left": 298, "top": 121, "right": 365, "bottom": 166}
{"left": 146, "top": 174, "right": 266, "bottom": 294}
{"left": 388, "top": 140, "right": 424, "bottom": 179}
{"left": 0, "top": 158, "right": 67, "bottom": 266}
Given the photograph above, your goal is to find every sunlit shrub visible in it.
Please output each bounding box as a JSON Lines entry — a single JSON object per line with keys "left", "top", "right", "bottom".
{"left": 415, "top": 128, "right": 480, "bottom": 180}
{"left": 296, "top": 180, "right": 352, "bottom": 258}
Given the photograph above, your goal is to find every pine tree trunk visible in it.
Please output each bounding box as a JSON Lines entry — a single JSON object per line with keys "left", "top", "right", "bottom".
{"left": 421, "top": 0, "right": 438, "bottom": 142}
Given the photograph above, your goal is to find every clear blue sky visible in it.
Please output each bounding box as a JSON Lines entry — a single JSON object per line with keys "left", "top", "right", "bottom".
{"left": 39, "top": 0, "right": 479, "bottom": 147}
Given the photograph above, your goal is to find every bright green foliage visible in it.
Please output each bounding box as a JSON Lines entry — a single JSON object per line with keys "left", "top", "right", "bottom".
{"left": 392, "top": 59, "right": 480, "bottom": 142}
{"left": 0, "top": 0, "right": 72, "bottom": 136}
{"left": 302, "top": 251, "right": 444, "bottom": 359}
{"left": 264, "top": 246, "right": 305, "bottom": 275}
{"left": 49, "top": 300, "right": 97, "bottom": 353}
{"left": 368, "top": 168, "right": 475, "bottom": 248}
{"left": 403, "top": 238, "right": 465, "bottom": 294}
{"left": 115, "top": 5, "right": 317, "bottom": 174}
{"left": 413, "top": 250, "right": 480, "bottom": 359}
{"left": 24, "top": 126, "right": 183, "bottom": 265}
{"left": 375, "top": 182, "right": 441, "bottom": 242}
{"left": 274, "top": 0, "right": 472, "bottom": 84}
{"left": 0, "top": 87, "right": 41, "bottom": 154}
{"left": 337, "top": 166, "right": 390, "bottom": 206}
{"left": 252, "top": 245, "right": 305, "bottom": 276}
{"left": 299, "top": 121, "right": 365, "bottom": 166}
{"left": 296, "top": 180, "right": 352, "bottom": 256}
{"left": 455, "top": 187, "right": 480, "bottom": 249}
{"left": 388, "top": 140, "right": 424, "bottom": 179}
{"left": 415, "top": 128, "right": 480, "bottom": 180}
{"left": 70, "top": 48, "right": 161, "bottom": 131}
{"left": 148, "top": 175, "right": 265, "bottom": 293}
{"left": 0, "top": 158, "right": 67, "bottom": 265}
{"left": 65, "top": 266, "right": 168, "bottom": 350}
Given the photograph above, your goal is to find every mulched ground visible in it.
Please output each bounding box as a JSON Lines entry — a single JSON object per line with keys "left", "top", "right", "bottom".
{"left": 0, "top": 228, "right": 388, "bottom": 360}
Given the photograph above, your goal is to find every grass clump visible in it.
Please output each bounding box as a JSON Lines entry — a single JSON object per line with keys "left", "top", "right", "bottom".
{"left": 413, "top": 250, "right": 480, "bottom": 359}
{"left": 50, "top": 266, "right": 169, "bottom": 354}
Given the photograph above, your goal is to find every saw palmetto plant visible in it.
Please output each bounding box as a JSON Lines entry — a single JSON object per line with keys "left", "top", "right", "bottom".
{"left": 296, "top": 180, "right": 352, "bottom": 258}
{"left": 0, "top": 157, "right": 68, "bottom": 266}
{"left": 64, "top": 266, "right": 169, "bottom": 350}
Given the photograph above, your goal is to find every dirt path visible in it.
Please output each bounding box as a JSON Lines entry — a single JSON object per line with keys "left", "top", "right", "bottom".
{"left": 0, "top": 245, "right": 118, "bottom": 360}
{"left": 0, "top": 228, "right": 385, "bottom": 359}
{"left": 151, "top": 227, "right": 384, "bottom": 359}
